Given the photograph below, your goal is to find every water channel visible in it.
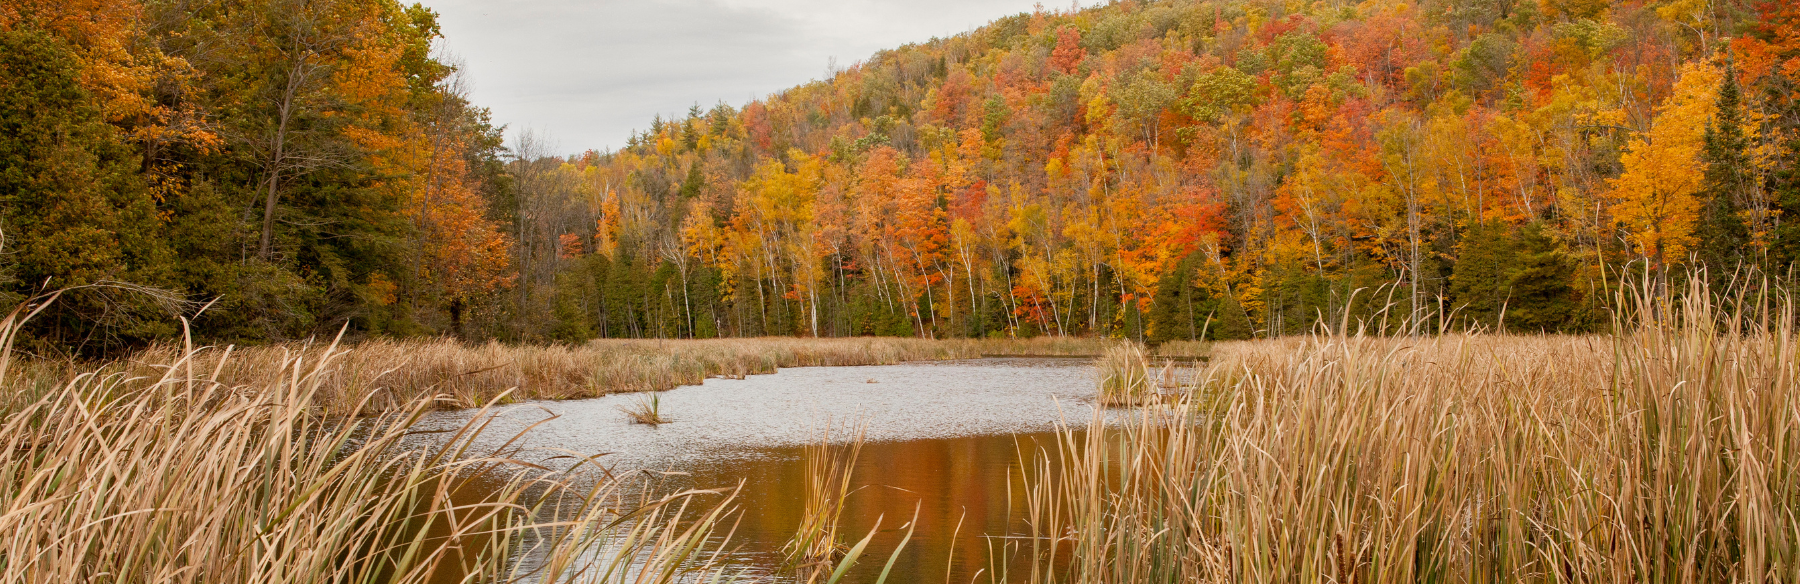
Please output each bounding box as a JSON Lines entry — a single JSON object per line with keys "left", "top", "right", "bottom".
{"left": 415, "top": 357, "right": 1125, "bottom": 583}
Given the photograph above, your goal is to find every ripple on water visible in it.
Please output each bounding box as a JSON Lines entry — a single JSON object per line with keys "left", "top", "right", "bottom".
{"left": 413, "top": 357, "right": 1137, "bottom": 584}
{"left": 415, "top": 357, "right": 1109, "bottom": 472}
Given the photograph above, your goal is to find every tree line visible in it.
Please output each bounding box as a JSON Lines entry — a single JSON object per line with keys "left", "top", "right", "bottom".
{"left": 4, "top": 0, "right": 1800, "bottom": 352}
{"left": 520, "top": 0, "right": 1800, "bottom": 343}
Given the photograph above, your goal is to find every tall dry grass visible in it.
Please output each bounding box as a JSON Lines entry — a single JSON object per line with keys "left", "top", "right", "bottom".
{"left": 1023, "top": 278, "right": 1800, "bottom": 583}
{"left": 0, "top": 297, "right": 741, "bottom": 583}
{"left": 24, "top": 336, "right": 1116, "bottom": 417}
{"left": 1095, "top": 343, "right": 1153, "bottom": 406}
{"left": 780, "top": 424, "right": 921, "bottom": 584}
{"left": 1151, "top": 339, "right": 1213, "bottom": 359}
{"left": 784, "top": 425, "right": 867, "bottom": 583}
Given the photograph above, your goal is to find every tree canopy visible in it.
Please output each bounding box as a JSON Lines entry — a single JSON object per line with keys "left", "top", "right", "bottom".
{"left": 6, "top": 0, "right": 1800, "bottom": 349}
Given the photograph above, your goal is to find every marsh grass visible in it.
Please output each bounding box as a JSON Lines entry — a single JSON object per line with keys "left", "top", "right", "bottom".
{"left": 1095, "top": 342, "right": 1153, "bottom": 406}
{"left": 620, "top": 392, "right": 671, "bottom": 425}
{"left": 1151, "top": 339, "right": 1212, "bottom": 359}
{"left": 1022, "top": 277, "right": 1800, "bottom": 582}
{"left": 0, "top": 296, "right": 741, "bottom": 583}
{"left": 784, "top": 424, "right": 867, "bottom": 582}
{"left": 24, "top": 336, "right": 1116, "bottom": 417}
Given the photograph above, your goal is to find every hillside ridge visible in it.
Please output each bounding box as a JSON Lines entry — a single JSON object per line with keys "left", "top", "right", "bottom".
{"left": 517, "top": 0, "right": 1800, "bottom": 341}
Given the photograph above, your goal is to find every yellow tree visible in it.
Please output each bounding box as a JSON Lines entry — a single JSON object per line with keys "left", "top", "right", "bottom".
{"left": 1608, "top": 62, "right": 1721, "bottom": 267}
{"left": 732, "top": 151, "right": 823, "bottom": 335}
{"left": 330, "top": 3, "right": 513, "bottom": 331}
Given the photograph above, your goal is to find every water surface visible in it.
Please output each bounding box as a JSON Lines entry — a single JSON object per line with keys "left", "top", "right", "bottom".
{"left": 419, "top": 358, "right": 1113, "bottom": 583}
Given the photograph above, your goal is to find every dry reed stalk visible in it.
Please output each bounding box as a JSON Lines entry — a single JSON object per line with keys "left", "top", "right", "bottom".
{"left": 0, "top": 315, "right": 741, "bottom": 583}
{"left": 785, "top": 423, "right": 868, "bottom": 583}
{"left": 1022, "top": 277, "right": 1800, "bottom": 583}
{"left": 1096, "top": 342, "right": 1153, "bottom": 406}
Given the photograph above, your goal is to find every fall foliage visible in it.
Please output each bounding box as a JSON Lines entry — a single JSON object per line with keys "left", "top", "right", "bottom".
{"left": 6, "top": 0, "right": 1800, "bottom": 348}
{"left": 1, "top": 0, "right": 510, "bottom": 349}
{"left": 524, "top": 0, "right": 1800, "bottom": 341}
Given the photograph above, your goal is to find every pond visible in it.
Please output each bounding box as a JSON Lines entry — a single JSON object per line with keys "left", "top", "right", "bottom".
{"left": 416, "top": 357, "right": 1122, "bottom": 583}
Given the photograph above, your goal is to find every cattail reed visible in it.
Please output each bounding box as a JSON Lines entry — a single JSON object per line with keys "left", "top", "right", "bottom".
{"left": 1023, "top": 277, "right": 1800, "bottom": 582}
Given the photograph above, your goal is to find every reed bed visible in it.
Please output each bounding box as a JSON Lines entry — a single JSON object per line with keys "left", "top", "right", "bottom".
{"left": 1023, "top": 278, "right": 1800, "bottom": 583}
{"left": 1094, "top": 343, "right": 1154, "bottom": 406}
{"left": 0, "top": 302, "right": 741, "bottom": 583}
{"left": 23, "top": 336, "right": 1111, "bottom": 417}
{"left": 1151, "top": 339, "right": 1213, "bottom": 359}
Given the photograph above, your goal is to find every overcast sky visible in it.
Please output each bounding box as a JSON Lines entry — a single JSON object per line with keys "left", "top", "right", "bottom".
{"left": 415, "top": 0, "right": 1077, "bottom": 154}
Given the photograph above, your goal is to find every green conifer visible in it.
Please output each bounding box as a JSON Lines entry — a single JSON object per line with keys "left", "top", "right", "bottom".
{"left": 1449, "top": 220, "right": 1518, "bottom": 330}
{"left": 1148, "top": 252, "right": 1199, "bottom": 344}
{"left": 1770, "top": 138, "right": 1800, "bottom": 273}
{"left": 1696, "top": 60, "right": 1752, "bottom": 282}
{"left": 1505, "top": 223, "right": 1577, "bottom": 333}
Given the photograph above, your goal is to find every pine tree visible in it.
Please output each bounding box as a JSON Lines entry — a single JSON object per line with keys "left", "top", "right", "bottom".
{"left": 1147, "top": 253, "right": 1195, "bottom": 344}
{"left": 1148, "top": 251, "right": 1225, "bottom": 344}
{"left": 549, "top": 269, "right": 594, "bottom": 343}
{"left": 605, "top": 254, "right": 641, "bottom": 337}
{"left": 0, "top": 29, "right": 176, "bottom": 348}
{"left": 680, "top": 162, "right": 704, "bottom": 198}
{"left": 1448, "top": 220, "right": 1518, "bottom": 330}
{"left": 585, "top": 254, "right": 613, "bottom": 336}
{"left": 1505, "top": 223, "right": 1577, "bottom": 333}
{"left": 651, "top": 261, "right": 681, "bottom": 337}
{"left": 1696, "top": 60, "right": 1752, "bottom": 283}
{"left": 689, "top": 265, "right": 722, "bottom": 338}
{"left": 1771, "top": 138, "right": 1800, "bottom": 273}
{"left": 1213, "top": 290, "right": 1253, "bottom": 340}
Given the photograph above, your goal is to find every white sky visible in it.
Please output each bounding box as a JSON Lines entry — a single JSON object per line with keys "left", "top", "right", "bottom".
{"left": 416, "top": 0, "right": 1079, "bottom": 154}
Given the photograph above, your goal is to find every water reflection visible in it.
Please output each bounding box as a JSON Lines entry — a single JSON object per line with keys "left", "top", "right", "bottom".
{"left": 657, "top": 431, "right": 1068, "bottom": 583}
{"left": 416, "top": 358, "right": 1128, "bottom": 583}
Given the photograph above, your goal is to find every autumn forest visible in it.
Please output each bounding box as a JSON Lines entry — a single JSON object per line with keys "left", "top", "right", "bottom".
{"left": 5, "top": 0, "right": 1800, "bottom": 351}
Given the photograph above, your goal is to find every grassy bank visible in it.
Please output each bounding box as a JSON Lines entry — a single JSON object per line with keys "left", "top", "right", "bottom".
{"left": 16, "top": 336, "right": 1119, "bottom": 417}
{"left": 1022, "top": 280, "right": 1800, "bottom": 582}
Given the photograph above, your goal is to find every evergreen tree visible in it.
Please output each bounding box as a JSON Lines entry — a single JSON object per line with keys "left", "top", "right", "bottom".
{"left": 549, "top": 269, "right": 594, "bottom": 343}
{"left": 650, "top": 261, "right": 681, "bottom": 337}
{"left": 1213, "top": 290, "right": 1253, "bottom": 340}
{"left": 1770, "top": 138, "right": 1800, "bottom": 273}
{"left": 1505, "top": 223, "right": 1577, "bottom": 333}
{"left": 1147, "top": 255, "right": 1194, "bottom": 344}
{"left": 680, "top": 162, "right": 704, "bottom": 198}
{"left": 585, "top": 254, "right": 613, "bottom": 336}
{"left": 1448, "top": 220, "right": 1518, "bottom": 330}
{"left": 0, "top": 30, "right": 176, "bottom": 348}
{"left": 1696, "top": 60, "right": 1752, "bottom": 283}
{"left": 690, "top": 265, "right": 722, "bottom": 338}
{"left": 1148, "top": 252, "right": 1218, "bottom": 344}
{"left": 604, "top": 254, "right": 642, "bottom": 337}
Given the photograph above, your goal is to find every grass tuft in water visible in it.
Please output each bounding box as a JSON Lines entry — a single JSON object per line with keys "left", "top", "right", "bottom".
{"left": 620, "top": 392, "right": 671, "bottom": 425}
{"left": 1095, "top": 342, "right": 1154, "bottom": 406}
{"left": 785, "top": 423, "right": 868, "bottom": 582}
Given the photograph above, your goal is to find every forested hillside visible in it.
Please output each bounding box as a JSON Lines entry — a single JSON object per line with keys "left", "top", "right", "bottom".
{"left": 518, "top": 0, "right": 1800, "bottom": 342}
{"left": 5, "top": 0, "right": 1800, "bottom": 350}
